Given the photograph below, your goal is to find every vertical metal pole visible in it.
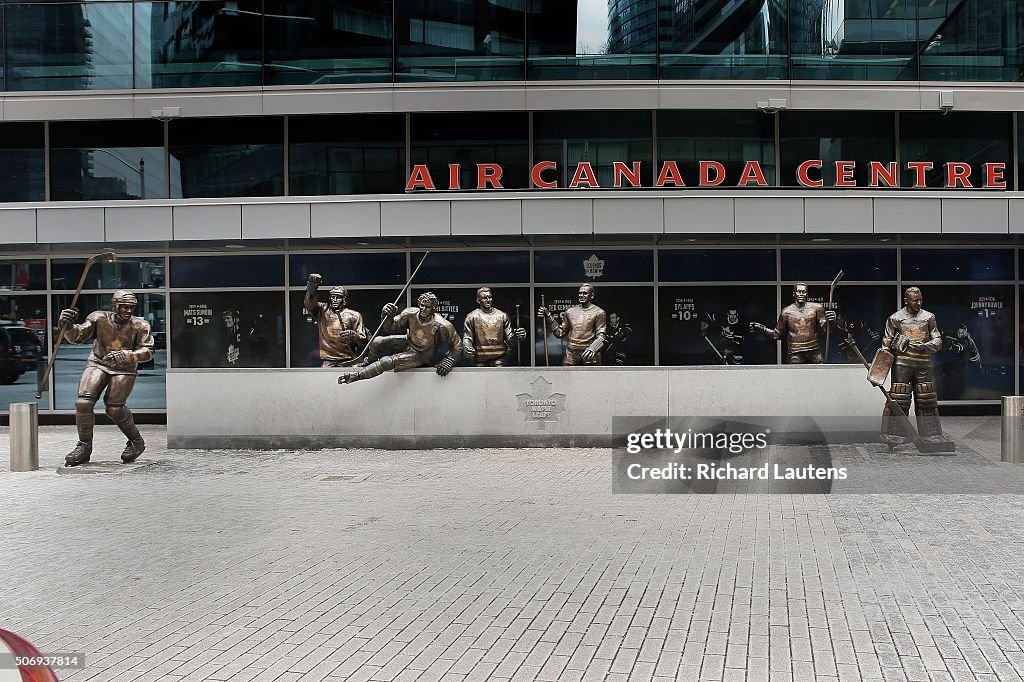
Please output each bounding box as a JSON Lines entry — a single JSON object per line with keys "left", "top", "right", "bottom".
{"left": 405, "top": 112, "right": 412, "bottom": 189}
{"left": 528, "top": 111, "right": 534, "bottom": 188}
{"left": 774, "top": 112, "right": 781, "bottom": 186}
{"left": 651, "top": 110, "right": 658, "bottom": 186}
{"left": 43, "top": 121, "right": 51, "bottom": 201}
{"left": 894, "top": 112, "right": 901, "bottom": 186}
{"left": 283, "top": 247, "right": 291, "bottom": 368}
{"left": 9, "top": 403, "right": 39, "bottom": 472}
{"left": 653, "top": 246, "right": 660, "bottom": 366}
{"left": 1013, "top": 111, "right": 1019, "bottom": 192}
{"left": 776, "top": 245, "right": 782, "bottom": 364}
{"left": 164, "top": 120, "right": 171, "bottom": 198}
{"left": 283, "top": 115, "right": 290, "bottom": 196}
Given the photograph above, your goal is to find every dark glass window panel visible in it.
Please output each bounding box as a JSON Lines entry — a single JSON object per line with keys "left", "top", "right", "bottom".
{"left": 780, "top": 112, "right": 895, "bottom": 187}
{"left": 659, "top": 250, "right": 776, "bottom": 282}
{"left": 51, "top": 292, "right": 167, "bottom": 408}
{"left": 534, "top": 250, "right": 653, "bottom": 283}
{"left": 290, "top": 287, "right": 401, "bottom": 367}
{"left": 412, "top": 286, "right": 531, "bottom": 366}
{"left": 658, "top": 285, "right": 777, "bottom": 365}
{"left": 1020, "top": 114, "right": 1024, "bottom": 187}
{"left": 410, "top": 112, "right": 530, "bottom": 190}
{"left": 396, "top": 0, "right": 525, "bottom": 82}
{"left": 899, "top": 113, "right": 1013, "bottom": 189}
{"left": 50, "top": 120, "right": 166, "bottom": 200}
{"left": 918, "top": 0, "right": 1024, "bottom": 82}
{"left": 134, "top": 1, "right": 262, "bottom": 89}
{"left": 790, "top": 0, "right": 918, "bottom": 80}
{"left": 51, "top": 257, "right": 165, "bottom": 291}
{"left": 0, "top": 260, "right": 47, "bottom": 290}
{"left": 5, "top": 2, "right": 133, "bottom": 91}
{"left": 657, "top": 112, "right": 775, "bottom": 186}
{"left": 264, "top": 0, "right": 393, "bottom": 85}
{"left": 534, "top": 285, "right": 654, "bottom": 366}
{"left": 412, "top": 251, "right": 528, "bottom": 284}
{"left": 170, "top": 291, "right": 285, "bottom": 368}
{"left": 289, "top": 252, "right": 405, "bottom": 286}
{"left": 902, "top": 249, "right": 1013, "bottom": 281}
{"left": 781, "top": 249, "right": 896, "bottom": 281}
{"left": 171, "top": 255, "right": 284, "bottom": 288}
{"left": 289, "top": 114, "right": 405, "bottom": 196}
{"left": 527, "top": 1, "right": 656, "bottom": 79}
{"left": 0, "top": 294, "right": 47, "bottom": 408}
{"left": 169, "top": 117, "right": 284, "bottom": 198}
{"left": 658, "top": 0, "right": 788, "bottom": 79}
{"left": 913, "top": 284, "right": 1013, "bottom": 401}
{"left": 823, "top": 284, "right": 897, "bottom": 364}
{"left": 0, "top": 123, "right": 44, "bottom": 202}
{"left": 533, "top": 112, "right": 653, "bottom": 188}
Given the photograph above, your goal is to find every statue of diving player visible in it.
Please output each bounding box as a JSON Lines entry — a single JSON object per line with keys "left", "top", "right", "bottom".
{"left": 58, "top": 290, "right": 155, "bottom": 467}
{"left": 537, "top": 283, "right": 607, "bottom": 365}
{"left": 463, "top": 287, "right": 526, "bottom": 366}
{"left": 879, "top": 287, "right": 946, "bottom": 444}
{"left": 339, "top": 292, "right": 462, "bottom": 383}
{"left": 749, "top": 282, "right": 836, "bottom": 363}
{"left": 304, "top": 273, "right": 366, "bottom": 367}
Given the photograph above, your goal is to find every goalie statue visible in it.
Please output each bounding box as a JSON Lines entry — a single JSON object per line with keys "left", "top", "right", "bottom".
{"left": 869, "top": 287, "right": 948, "bottom": 445}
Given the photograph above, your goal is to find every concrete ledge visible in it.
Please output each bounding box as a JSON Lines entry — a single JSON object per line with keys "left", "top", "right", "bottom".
{"left": 167, "top": 366, "right": 881, "bottom": 450}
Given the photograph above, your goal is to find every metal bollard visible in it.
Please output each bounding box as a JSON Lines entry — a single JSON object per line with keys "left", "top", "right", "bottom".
{"left": 9, "top": 402, "right": 39, "bottom": 471}
{"left": 1001, "top": 396, "right": 1024, "bottom": 463}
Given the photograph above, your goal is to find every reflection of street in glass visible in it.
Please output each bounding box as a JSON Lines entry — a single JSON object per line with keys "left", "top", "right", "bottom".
{"left": 51, "top": 345, "right": 166, "bottom": 410}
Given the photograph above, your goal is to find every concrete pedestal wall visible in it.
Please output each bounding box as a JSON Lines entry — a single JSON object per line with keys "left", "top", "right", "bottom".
{"left": 167, "top": 365, "right": 882, "bottom": 449}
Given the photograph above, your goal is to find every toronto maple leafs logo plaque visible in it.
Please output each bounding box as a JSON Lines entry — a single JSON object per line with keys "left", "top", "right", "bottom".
{"left": 515, "top": 376, "right": 567, "bottom": 430}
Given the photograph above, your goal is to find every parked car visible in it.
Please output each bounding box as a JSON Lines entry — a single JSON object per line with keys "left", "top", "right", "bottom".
{"left": 0, "top": 325, "right": 43, "bottom": 384}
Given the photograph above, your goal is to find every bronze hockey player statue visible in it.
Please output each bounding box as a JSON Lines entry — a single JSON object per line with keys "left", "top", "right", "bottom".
{"left": 537, "top": 283, "right": 607, "bottom": 366}
{"left": 304, "top": 273, "right": 366, "bottom": 367}
{"left": 750, "top": 282, "right": 836, "bottom": 363}
{"left": 874, "top": 287, "right": 947, "bottom": 445}
{"left": 59, "top": 290, "right": 155, "bottom": 466}
{"left": 340, "top": 291, "right": 462, "bottom": 383}
{"left": 463, "top": 287, "right": 526, "bottom": 367}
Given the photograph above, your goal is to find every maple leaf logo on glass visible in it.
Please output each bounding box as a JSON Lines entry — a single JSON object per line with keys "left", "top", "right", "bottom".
{"left": 583, "top": 254, "right": 605, "bottom": 279}
{"left": 515, "top": 376, "right": 567, "bottom": 430}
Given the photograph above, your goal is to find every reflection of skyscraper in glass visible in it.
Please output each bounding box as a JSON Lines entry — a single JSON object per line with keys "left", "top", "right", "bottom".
{"left": 607, "top": 0, "right": 658, "bottom": 54}
{"left": 608, "top": 0, "right": 784, "bottom": 56}
{"left": 663, "top": 0, "right": 776, "bottom": 55}
{"left": 5, "top": 4, "right": 90, "bottom": 90}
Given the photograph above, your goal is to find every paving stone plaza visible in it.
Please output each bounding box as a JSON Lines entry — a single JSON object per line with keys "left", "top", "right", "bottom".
{"left": 4, "top": 419, "right": 1024, "bottom": 682}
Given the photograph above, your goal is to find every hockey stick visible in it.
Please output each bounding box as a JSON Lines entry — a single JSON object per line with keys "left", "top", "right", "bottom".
{"left": 37, "top": 251, "right": 117, "bottom": 399}
{"left": 824, "top": 270, "right": 844, "bottom": 362}
{"left": 339, "top": 251, "right": 431, "bottom": 367}
{"left": 846, "top": 336, "right": 954, "bottom": 454}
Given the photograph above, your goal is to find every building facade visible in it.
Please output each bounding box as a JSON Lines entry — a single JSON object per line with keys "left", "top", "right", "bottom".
{"left": 0, "top": 0, "right": 1023, "bottom": 416}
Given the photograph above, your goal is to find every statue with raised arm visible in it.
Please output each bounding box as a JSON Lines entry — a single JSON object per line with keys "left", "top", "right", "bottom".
{"left": 537, "top": 283, "right": 607, "bottom": 366}
{"left": 878, "top": 287, "right": 946, "bottom": 444}
{"left": 304, "top": 273, "right": 366, "bottom": 367}
{"left": 59, "top": 290, "right": 155, "bottom": 466}
{"left": 463, "top": 287, "right": 526, "bottom": 367}
{"left": 340, "top": 291, "right": 462, "bottom": 384}
{"left": 750, "top": 282, "right": 836, "bottom": 363}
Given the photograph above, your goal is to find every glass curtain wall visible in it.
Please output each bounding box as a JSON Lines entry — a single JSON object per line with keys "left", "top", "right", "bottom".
{"left": 2, "top": 0, "right": 1024, "bottom": 87}
{"left": 0, "top": 110, "right": 1017, "bottom": 201}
